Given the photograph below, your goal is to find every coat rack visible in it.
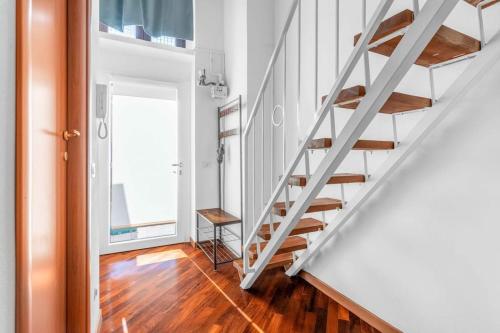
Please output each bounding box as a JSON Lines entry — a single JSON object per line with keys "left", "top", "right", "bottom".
{"left": 195, "top": 96, "right": 243, "bottom": 270}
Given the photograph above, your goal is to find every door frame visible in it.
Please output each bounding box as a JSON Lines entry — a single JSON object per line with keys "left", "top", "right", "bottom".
{"left": 15, "top": 0, "right": 90, "bottom": 332}
{"left": 97, "top": 77, "right": 190, "bottom": 255}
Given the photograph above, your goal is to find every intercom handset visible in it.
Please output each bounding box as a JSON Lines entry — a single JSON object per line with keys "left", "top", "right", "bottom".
{"left": 96, "top": 84, "right": 108, "bottom": 139}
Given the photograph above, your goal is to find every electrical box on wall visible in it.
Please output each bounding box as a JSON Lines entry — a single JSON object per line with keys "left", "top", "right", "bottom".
{"left": 211, "top": 85, "right": 228, "bottom": 99}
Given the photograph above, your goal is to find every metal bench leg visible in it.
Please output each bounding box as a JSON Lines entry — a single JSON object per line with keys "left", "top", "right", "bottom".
{"left": 213, "top": 226, "right": 217, "bottom": 270}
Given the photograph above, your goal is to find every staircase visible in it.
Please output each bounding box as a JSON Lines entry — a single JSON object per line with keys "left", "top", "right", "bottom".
{"left": 234, "top": 0, "right": 498, "bottom": 289}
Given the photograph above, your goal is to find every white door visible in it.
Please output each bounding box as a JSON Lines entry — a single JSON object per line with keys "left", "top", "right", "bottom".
{"left": 99, "top": 80, "right": 188, "bottom": 254}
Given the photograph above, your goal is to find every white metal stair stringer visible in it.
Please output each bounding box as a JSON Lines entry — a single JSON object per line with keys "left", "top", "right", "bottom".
{"left": 240, "top": 0, "right": 460, "bottom": 290}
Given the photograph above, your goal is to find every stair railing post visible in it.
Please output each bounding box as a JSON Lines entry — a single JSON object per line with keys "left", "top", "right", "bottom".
{"left": 253, "top": 126, "right": 261, "bottom": 257}
{"left": 363, "top": 151, "right": 369, "bottom": 179}
{"left": 429, "top": 67, "right": 437, "bottom": 103}
{"left": 334, "top": 0, "right": 340, "bottom": 79}
{"left": 297, "top": 0, "right": 302, "bottom": 146}
{"left": 314, "top": 0, "right": 319, "bottom": 111}
{"left": 283, "top": 37, "right": 290, "bottom": 211}
{"left": 330, "top": 108, "right": 337, "bottom": 139}
{"left": 362, "top": 0, "right": 372, "bottom": 90}
{"left": 392, "top": 114, "right": 399, "bottom": 147}
{"left": 261, "top": 96, "right": 265, "bottom": 216}
{"left": 305, "top": 150, "right": 311, "bottom": 181}
{"left": 243, "top": 125, "right": 248, "bottom": 274}
{"left": 270, "top": 71, "right": 275, "bottom": 237}
{"left": 330, "top": 0, "right": 340, "bottom": 140}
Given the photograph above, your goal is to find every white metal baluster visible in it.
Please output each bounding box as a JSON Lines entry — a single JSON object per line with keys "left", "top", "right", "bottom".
{"left": 297, "top": 0, "right": 302, "bottom": 145}
{"left": 283, "top": 40, "right": 287, "bottom": 177}
{"left": 283, "top": 38, "right": 290, "bottom": 211}
{"left": 252, "top": 127, "right": 256, "bottom": 228}
{"left": 334, "top": 0, "right": 340, "bottom": 79}
{"left": 270, "top": 70, "right": 275, "bottom": 237}
{"left": 305, "top": 150, "right": 311, "bottom": 180}
{"left": 285, "top": 186, "right": 291, "bottom": 211}
{"left": 392, "top": 114, "right": 399, "bottom": 147}
{"left": 363, "top": 151, "right": 369, "bottom": 179}
{"left": 314, "top": 0, "right": 319, "bottom": 111}
{"left": 362, "top": 0, "right": 371, "bottom": 89}
{"left": 253, "top": 126, "right": 261, "bottom": 257}
{"left": 262, "top": 95, "right": 271, "bottom": 240}
{"left": 243, "top": 132, "right": 249, "bottom": 274}
{"left": 330, "top": 108, "right": 337, "bottom": 139}
{"left": 331, "top": 0, "right": 340, "bottom": 141}
{"left": 261, "top": 95, "right": 265, "bottom": 213}
{"left": 477, "top": 5, "right": 486, "bottom": 47}
{"left": 340, "top": 184, "right": 346, "bottom": 206}
{"left": 429, "top": 67, "right": 437, "bottom": 103}
{"left": 321, "top": 211, "right": 326, "bottom": 229}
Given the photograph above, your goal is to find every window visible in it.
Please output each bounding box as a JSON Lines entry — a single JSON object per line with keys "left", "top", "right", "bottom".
{"left": 99, "top": 23, "right": 187, "bottom": 48}
{"left": 99, "top": 0, "right": 194, "bottom": 49}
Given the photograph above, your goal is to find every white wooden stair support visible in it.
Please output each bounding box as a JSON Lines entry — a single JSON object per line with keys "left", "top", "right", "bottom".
{"left": 235, "top": 0, "right": 496, "bottom": 290}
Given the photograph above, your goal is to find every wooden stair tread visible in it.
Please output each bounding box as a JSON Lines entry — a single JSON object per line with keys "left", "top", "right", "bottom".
{"left": 233, "top": 252, "right": 293, "bottom": 276}
{"left": 323, "top": 85, "right": 432, "bottom": 114}
{"left": 258, "top": 218, "right": 325, "bottom": 240}
{"left": 354, "top": 10, "right": 481, "bottom": 67}
{"left": 289, "top": 173, "right": 365, "bottom": 187}
{"left": 248, "top": 236, "right": 307, "bottom": 259}
{"left": 307, "top": 138, "right": 395, "bottom": 151}
{"left": 273, "top": 197, "right": 342, "bottom": 216}
{"left": 464, "top": 0, "right": 500, "bottom": 8}
{"left": 196, "top": 208, "right": 241, "bottom": 225}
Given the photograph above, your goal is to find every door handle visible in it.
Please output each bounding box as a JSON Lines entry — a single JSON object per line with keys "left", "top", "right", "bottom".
{"left": 63, "top": 129, "right": 81, "bottom": 141}
{"left": 172, "top": 162, "right": 183, "bottom": 175}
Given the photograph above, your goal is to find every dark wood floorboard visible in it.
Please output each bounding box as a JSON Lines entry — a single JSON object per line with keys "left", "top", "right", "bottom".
{"left": 100, "top": 243, "right": 378, "bottom": 333}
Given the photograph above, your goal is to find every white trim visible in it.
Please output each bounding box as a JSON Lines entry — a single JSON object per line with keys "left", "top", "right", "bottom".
{"left": 99, "top": 31, "right": 195, "bottom": 56}
{"left": 97, "top": 78, "right": 190, "bottom": 255}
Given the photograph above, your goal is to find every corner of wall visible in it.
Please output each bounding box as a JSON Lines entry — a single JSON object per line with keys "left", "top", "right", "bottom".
{"left": 0, "top": 0, "right": 16, "bottom": 331}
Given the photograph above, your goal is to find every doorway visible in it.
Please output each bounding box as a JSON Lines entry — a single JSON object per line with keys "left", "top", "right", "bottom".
{"left": 96, "top": 79, "right": 188, "bottom": 254}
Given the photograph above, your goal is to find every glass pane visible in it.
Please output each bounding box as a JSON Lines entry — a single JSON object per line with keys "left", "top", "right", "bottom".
{"left": 110, "top": 95, "right": 178, "bottom": 243}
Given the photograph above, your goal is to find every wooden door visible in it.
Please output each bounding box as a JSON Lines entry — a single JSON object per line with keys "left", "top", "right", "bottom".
{"left": 16, "top": 0, "right": 89, "bottom": 332}
{"left": 16, "top": 0, "right": 67, "bottom": 332}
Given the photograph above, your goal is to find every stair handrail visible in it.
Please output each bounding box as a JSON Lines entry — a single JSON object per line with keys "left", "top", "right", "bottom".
{"left": 242, "top": 0, "right": 396, "bottom": 275}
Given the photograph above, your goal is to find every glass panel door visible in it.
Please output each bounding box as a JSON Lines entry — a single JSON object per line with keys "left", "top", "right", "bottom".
{"left": 110, "top": 94, "right": 178, "bottom": 244}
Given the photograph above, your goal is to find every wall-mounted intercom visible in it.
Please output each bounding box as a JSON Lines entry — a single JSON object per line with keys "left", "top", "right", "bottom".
{"left": 96, "top": 84, "right": 108, "bottom": 139}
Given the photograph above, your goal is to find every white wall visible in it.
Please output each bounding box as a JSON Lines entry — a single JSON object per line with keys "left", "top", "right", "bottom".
{"left": 224, "top": 0, "right": 247, "bottom": 107}
{"left": 191, "top": 0, "right": 226, "bottom": 238}
{"left": 0, "top": 0, "right": 16, "bottom": 332}
{"left": 264, "top": 1, "right": 500, "bottom": 332}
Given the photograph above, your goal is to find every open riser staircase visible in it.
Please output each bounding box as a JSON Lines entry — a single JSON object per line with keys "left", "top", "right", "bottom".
{"left": 234, "top": 0, "right": 499, "bottom": 289}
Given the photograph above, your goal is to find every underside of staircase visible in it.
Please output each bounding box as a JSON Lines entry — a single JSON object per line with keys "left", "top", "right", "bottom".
{"left": 236, "top": 0, "right": 496, "bottom": 296}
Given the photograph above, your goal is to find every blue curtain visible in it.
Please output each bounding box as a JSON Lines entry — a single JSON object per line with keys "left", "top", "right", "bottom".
{"left": 100, "top": 0, "right": 194, "bottom": 41}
